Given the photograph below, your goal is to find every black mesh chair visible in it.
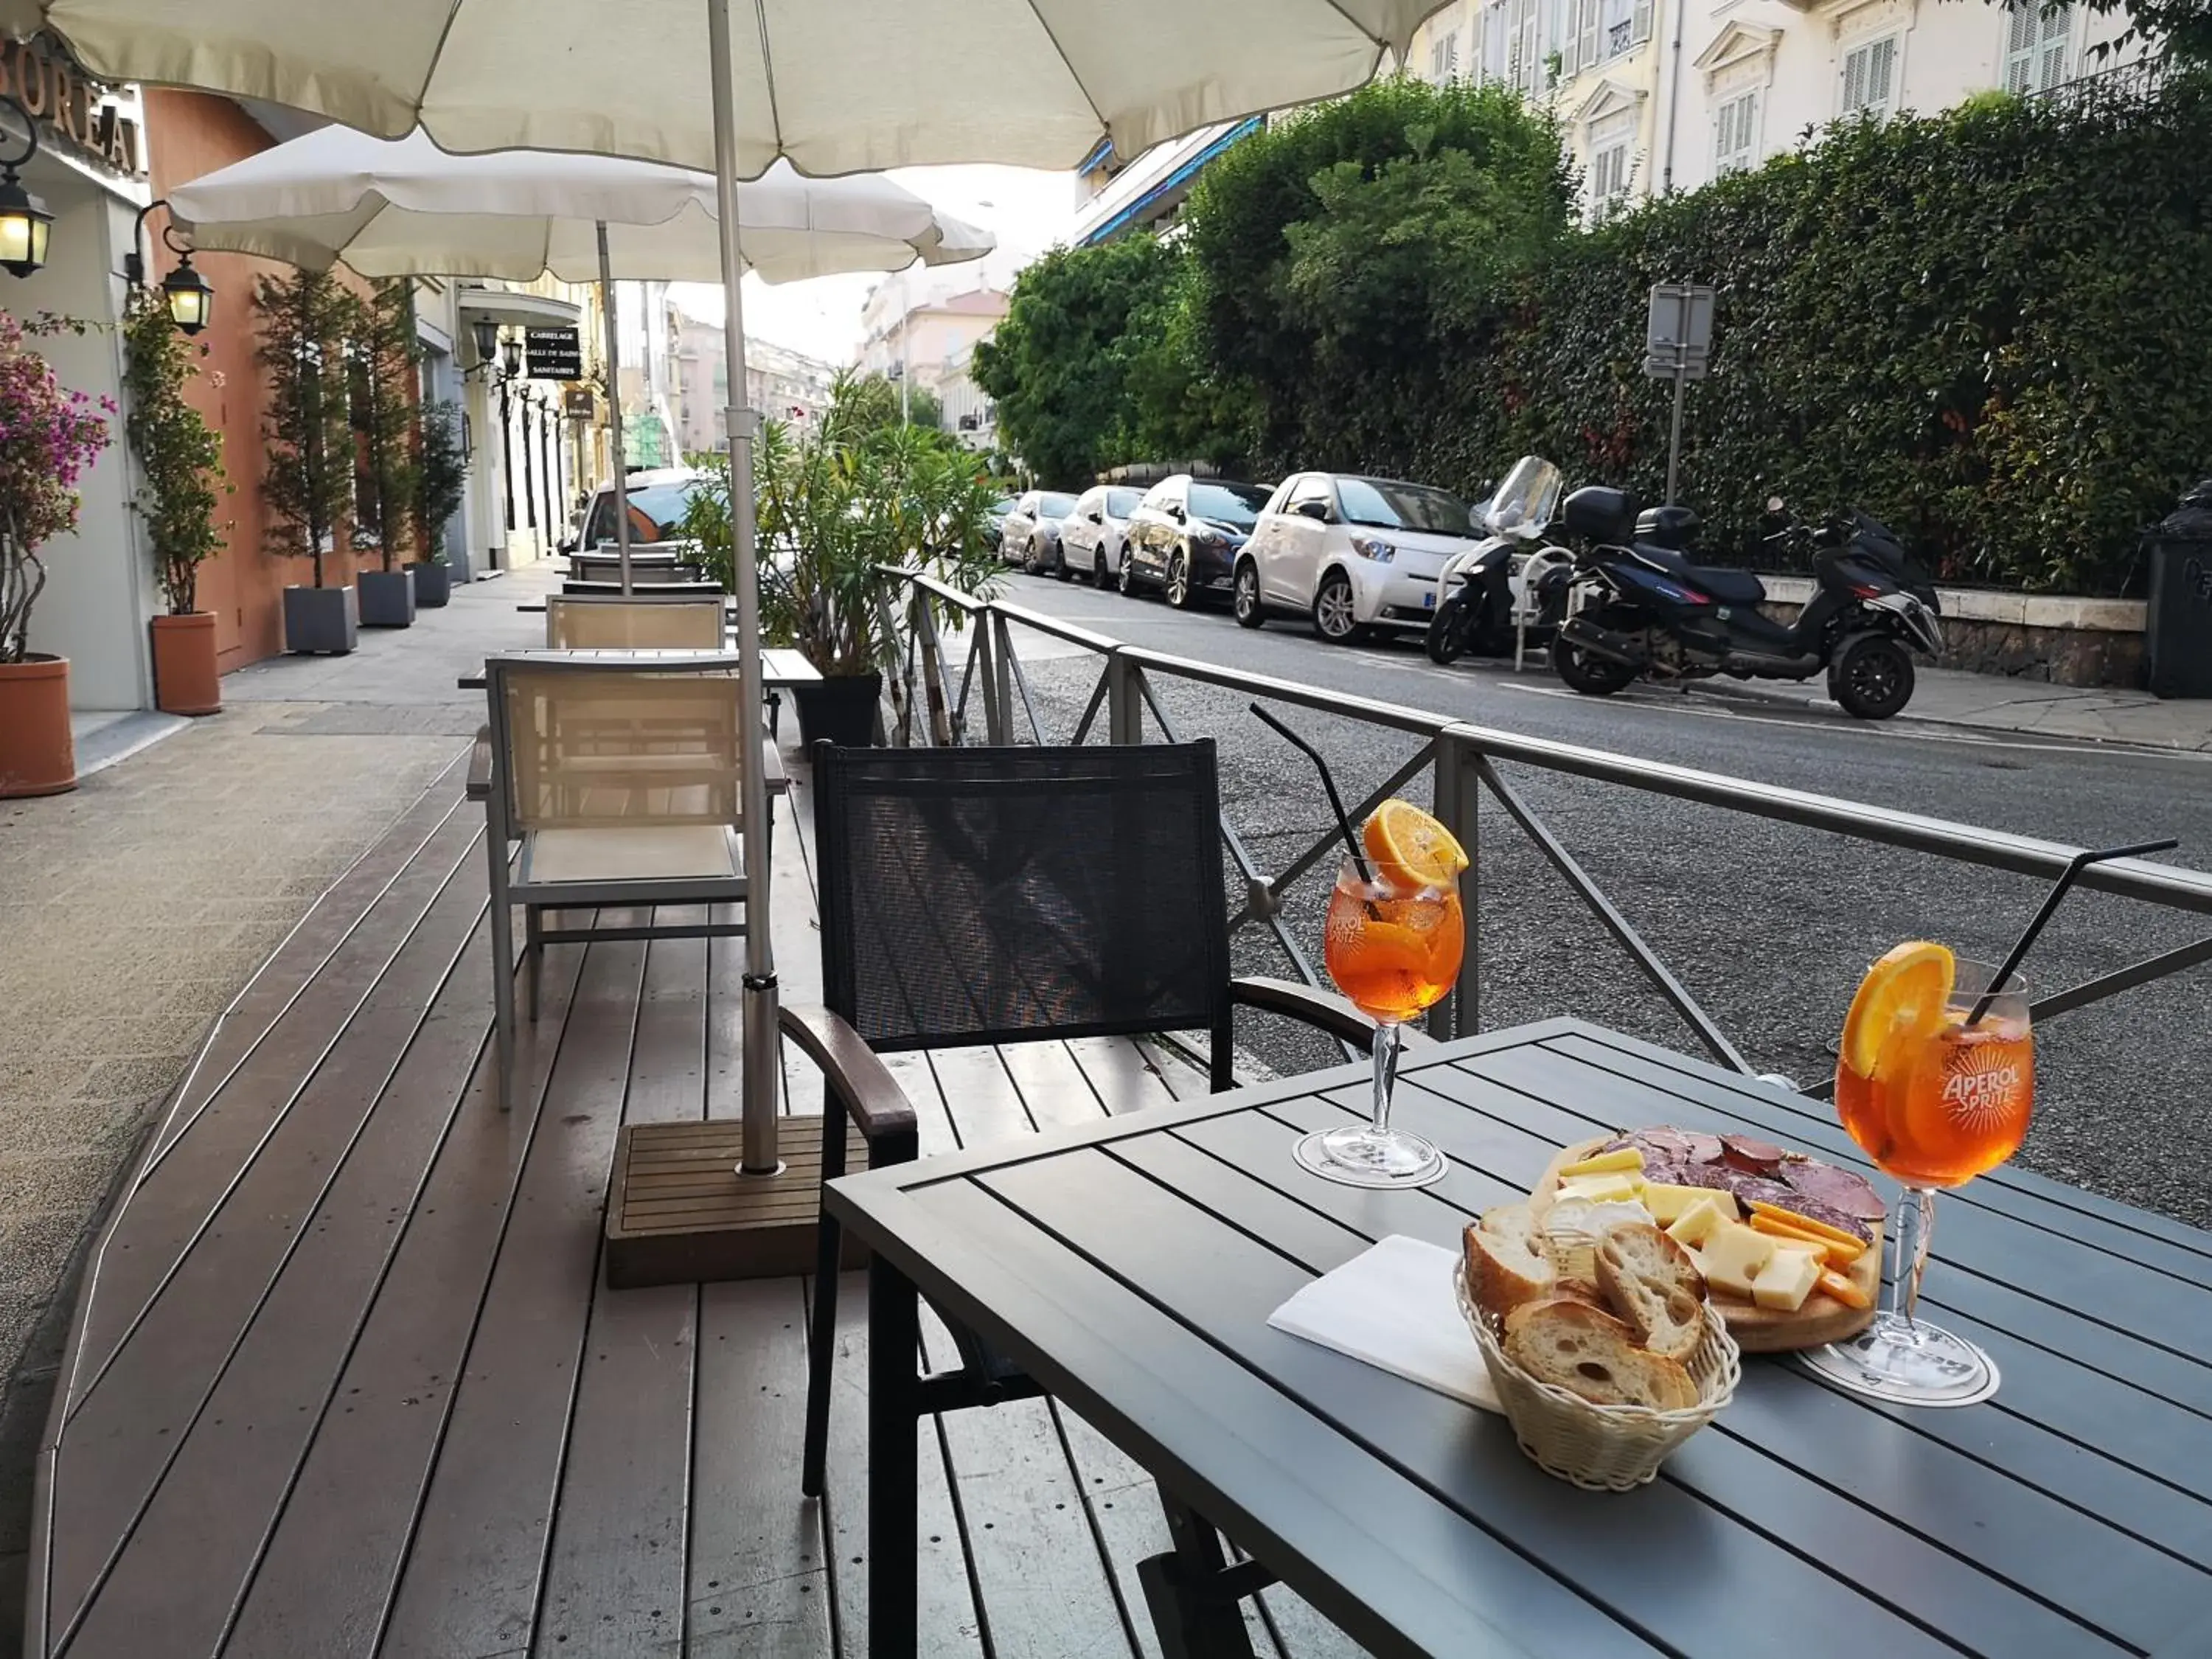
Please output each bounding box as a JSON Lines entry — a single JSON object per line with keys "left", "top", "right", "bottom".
{"left": 781, "top": 740, "right": 1416, "bottom": 1500}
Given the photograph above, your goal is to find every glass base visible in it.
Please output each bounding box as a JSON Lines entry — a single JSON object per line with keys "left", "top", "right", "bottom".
{"left": 1798, "top": 1310, "right": 2001, "bottom": 1407}
{"left": 1293, "top": 1125, "right": 1447, "bottom": 1189}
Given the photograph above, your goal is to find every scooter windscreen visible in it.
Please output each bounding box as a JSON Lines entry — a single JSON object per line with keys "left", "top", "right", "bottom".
{"left": 1481, "top": 457, "right": 1565, "bottom": 540}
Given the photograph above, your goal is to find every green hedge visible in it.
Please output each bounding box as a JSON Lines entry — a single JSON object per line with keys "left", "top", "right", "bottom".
{"left": 1190, "top": 74, "right": 2212, "bottom": 594}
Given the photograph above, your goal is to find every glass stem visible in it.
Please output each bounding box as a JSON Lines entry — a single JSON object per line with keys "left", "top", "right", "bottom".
{"left": 1888, "top": 1186, "right": 1936, "bottom": 1328}
{"left": 1368, "top": 1020, "right": 1402, "bottom": 1138}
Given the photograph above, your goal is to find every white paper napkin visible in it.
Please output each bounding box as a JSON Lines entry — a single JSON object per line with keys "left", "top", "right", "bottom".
{"left": 1267, "top": 1234, "right": 1500, "bottom": 1413}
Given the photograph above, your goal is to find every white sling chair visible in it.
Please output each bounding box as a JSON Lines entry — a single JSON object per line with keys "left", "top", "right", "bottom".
{"left": 544, "top": 593, "right": 727, "bottom": 649}
{"left": 481, "top": 653, "right": 772, "bottom": 1108}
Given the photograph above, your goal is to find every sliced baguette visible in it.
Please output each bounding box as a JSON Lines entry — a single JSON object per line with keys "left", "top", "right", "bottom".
{"left": 1592, "top": 1220, "right": 1708, "bottom": 1361}
{"left": 1464, "top": 1205, "right": 1555, "bottom": 1321}
{"left": 1502, "top": 1298, "right": 1699, "bottom": 1412}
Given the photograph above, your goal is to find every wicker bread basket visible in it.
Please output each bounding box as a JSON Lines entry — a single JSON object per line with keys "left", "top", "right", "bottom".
{"left": 1455, "top": 1264, "right": 1741, "bottom": 1490}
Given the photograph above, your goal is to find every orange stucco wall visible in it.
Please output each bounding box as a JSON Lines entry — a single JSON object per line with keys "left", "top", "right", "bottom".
{"left": 145, "top": 91, "right": 374, "bottom": 671}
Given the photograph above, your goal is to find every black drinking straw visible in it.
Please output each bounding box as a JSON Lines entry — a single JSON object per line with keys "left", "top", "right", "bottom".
{"left": 1249, "top": 702, "right": 1376, "bottom": 883}
{"left": 1966, "top": 836, "right": 2180, "bottom": 1026}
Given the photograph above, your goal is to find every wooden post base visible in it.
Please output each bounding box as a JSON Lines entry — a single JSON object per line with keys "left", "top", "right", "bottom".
{"left": 606, "top": 1116, "right": 869, "bottom": 1287}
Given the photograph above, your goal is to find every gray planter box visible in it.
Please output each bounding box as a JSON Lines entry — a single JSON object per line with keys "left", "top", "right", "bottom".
{"left": 358, "top": 568, "right": 417, "bottom": 628}
{"left": 283, "top": 584, "right": 359, "bottom": 655}
{"left": 411, "top": 562, "right": 452, "bottom": 608}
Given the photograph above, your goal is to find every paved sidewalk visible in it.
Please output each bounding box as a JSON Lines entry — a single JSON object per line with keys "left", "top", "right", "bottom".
{"left": 0, "top": 567, "right": 552, "bottom": 1500}
{"left": 1700, "top": 663, "right": 2212, "bottom": 751}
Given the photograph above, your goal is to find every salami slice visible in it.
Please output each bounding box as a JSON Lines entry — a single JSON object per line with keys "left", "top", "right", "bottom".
{"left": 1680, "top": 1131, "right": 1725, "bottom": 1164}
{"left": 1719, "top": 1133, "right": 1788, "bottom": 1173}
{"left": 1782, "top": 1159, "right": 1887, "bottom": 1222}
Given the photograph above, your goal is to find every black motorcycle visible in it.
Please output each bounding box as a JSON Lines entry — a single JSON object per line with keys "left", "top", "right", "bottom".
{"left": 1549, "top": 489, "right": 1943, "bottom": 720}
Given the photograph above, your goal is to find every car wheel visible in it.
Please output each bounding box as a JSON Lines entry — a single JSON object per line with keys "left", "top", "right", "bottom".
{"left": 1233, "top": 560, "right": 1265, "bottom": 629}
{"left": 1165, "top": 549, "right": 1195, "bottom": 610}
{"left": 1119, "top": 547, "right": 1141, "bottom": 597}
{"left": 1093, "top": 540, "right": 1116, "bottom": 590}
{"left": 1829, "top": 633, "right": 1915, "bottom": 720}
{"left": 1051, "top": 538, "right": 1070, "bottom": 580}
{"left": 1312, "top": 568, "right": 1360, "bottom": 644}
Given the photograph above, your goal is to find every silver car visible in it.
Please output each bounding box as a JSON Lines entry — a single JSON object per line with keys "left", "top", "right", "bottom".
{"left": 1056, "top": 485, "right": 1145, "bottom": 588}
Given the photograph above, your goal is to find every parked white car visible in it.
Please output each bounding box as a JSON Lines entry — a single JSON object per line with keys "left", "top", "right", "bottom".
{"left": 1235, "top": 473, "right": 1488, "bottom": 643}
{"left": 1056, "top": 485, "right": 1146, "bottom": 588}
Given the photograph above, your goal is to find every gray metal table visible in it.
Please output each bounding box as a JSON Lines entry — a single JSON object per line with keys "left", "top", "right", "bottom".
{"left": 827, "top": 1016, "right": 2212, "bottom": 1659}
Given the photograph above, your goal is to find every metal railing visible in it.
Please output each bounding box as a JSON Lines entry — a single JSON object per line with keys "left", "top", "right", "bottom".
{"left": 2028, "top": 53, "right": 2174, "bottom": 112}
{"left": 883, "top": 568, "right": 2212, "bottom": 1088}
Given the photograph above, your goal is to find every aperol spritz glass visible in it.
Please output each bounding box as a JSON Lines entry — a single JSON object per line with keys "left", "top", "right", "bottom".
{"left": 1803, "top": 950, "right": 2032, "bottom": 1405}
{"left": 1291, "top": 855, "right": 1464, "bottom": 1189}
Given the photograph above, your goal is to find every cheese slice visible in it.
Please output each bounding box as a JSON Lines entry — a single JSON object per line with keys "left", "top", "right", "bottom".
{"left": 1699, "top": 1220, "right": 1776, "bottom": 1299}
{"left": 1558, "top": 1147, "right": 1645, "bottom": 1179}
{"left": 1664, "top": 1194, "right": 1733, "bottom": 1248}
{"left": 1644, "top": 1181, "right": 1737, "bottom": 1225}
{"left": 1555, "top": 1172, "right": 1643, "bottom": 1205}
{"left": 1750, "top": 1245, "right": 1824, "bottom": 1312}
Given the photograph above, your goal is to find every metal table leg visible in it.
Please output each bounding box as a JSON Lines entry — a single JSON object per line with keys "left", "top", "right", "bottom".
{"left": 866, "top": 1253, "right": 919, "bottom": 1658}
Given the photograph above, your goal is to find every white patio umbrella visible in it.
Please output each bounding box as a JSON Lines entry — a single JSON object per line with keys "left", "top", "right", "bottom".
{"left": 10, "top": 0, "right": 1451, "bottom": 1180}
{"left": 167, "top": 124, "right": 992, "bottom": 595}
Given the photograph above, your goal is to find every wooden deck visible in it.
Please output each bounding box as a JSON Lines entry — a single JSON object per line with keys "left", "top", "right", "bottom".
{"left": 25, "top": 745, "right": 1360, "bottom": 1659}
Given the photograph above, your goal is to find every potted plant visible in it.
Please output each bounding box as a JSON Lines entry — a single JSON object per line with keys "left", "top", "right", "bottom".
{"left": 352, "top": 280, "right": 421, "bottom": 627}
{"left": 684, "top": 372, "right": 999, "bottom": 748}
{"left": 257, "top": 269, "right": 361, "bottom": 653}
{"left": 411, "top": 397, "right": 467, "bottom": 608}
{"left": 0, "top": 310, "right": 114, "bottom": 796}
{"left": 125, "top": 288, "right": 232, "bottom": 715}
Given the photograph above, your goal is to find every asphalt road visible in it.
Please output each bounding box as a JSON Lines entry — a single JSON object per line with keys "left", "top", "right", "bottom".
{"left": 978, "top": 568, "right": 2212, "bottom": 1230}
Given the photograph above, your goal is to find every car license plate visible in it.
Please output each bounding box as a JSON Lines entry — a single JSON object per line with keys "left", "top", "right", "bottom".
{"left": 1422, "top": 591, "right": 1435, "bottom": 608}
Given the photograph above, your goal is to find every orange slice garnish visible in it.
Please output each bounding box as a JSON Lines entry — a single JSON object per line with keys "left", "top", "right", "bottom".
{"left": 1362, "top": 799, "right": 1469, "bottom": 891}
{"left": 1840, "top": 941, "right": 1955, "bottom": 1079}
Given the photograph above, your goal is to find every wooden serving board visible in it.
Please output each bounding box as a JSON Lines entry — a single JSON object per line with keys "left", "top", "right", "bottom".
{"left": 1531, "top": 1139, "right": 1879, "bottom": 1354}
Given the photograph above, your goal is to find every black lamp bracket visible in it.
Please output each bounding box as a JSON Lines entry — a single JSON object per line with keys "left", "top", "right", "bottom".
{"left": 125, "top": 196, "right": 181, "bottom": 289}
{"left": 0, "top": 93, "right": 38, "bottom": 178}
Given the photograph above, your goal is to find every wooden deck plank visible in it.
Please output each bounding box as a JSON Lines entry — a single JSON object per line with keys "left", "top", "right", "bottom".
{"left": 533, "top": 923, "right": 705, "bottom": 1658}
{"left": 63, "top": 806, "right": 487, "bottom": 1417}
{"left": 37, "top": 825, "right": 490, "bottom": 1648}
{"left": 376, "top": 932, "right": 647, "bottom": 1659}
{"left": 216, "top": 938, "right": 588, "bottom": 1659}
{"left": 140, "top": 763, "right": 471, "bottom": 1169}
{"left": 57, "top": 911, "right": 495, "bottom": 1658}
{"left": 685, "top": 1277, "right": 833, "bottom": 1658}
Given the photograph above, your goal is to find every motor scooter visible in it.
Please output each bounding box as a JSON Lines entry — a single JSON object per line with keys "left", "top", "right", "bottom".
{"left": 1424, "top": 456, "right": 1575, "bottom": 664}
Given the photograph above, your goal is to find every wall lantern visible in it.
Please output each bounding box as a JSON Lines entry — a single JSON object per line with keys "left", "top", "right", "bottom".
{"left": 470, "top": 313, "right": 501, "bottom": 372}
{"left": 126, "top": 199, "right": 218, "bottom": 333}
{"left": 159, "top": 252, "right": 214, "bottom": 335}
{"left": 501, "top": 335, "right": 523, "bottom": 380}
{"left": 0, "top": 96, "right": 52, "bottom": 280}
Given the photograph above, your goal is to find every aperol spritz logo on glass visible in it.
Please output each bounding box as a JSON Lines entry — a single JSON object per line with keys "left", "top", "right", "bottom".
{"left": 1940, "top": 1043, "right": 2027, "bottom": 1127}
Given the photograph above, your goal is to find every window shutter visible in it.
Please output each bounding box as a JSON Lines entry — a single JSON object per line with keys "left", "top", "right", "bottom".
{"left": 1842, "top": 45, "right": 1868, "bottom": 111}
{"left": 1579, "top": 0, "right": 1599, "bottom": 72}
{"left": 1871, "top": 37, "right": 1896, "bottom": 113}
{"left": 1632, "top": 0, "right": 1653, "bottom": 46}
{"left": 2039, "top": 1, "right": 2071, "bottom": 90}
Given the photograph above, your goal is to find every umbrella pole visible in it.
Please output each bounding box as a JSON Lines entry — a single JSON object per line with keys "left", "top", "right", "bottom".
{"left": 597, "top": 222, "right": 634, "bottom": 595}
{"left": 709, "top": 0, "right": 781, "bottom": 1175}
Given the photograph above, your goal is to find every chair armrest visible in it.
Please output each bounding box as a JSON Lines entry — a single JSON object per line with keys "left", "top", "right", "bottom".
{"left": 467, "top": 724, "right": 494, "bottom": 802}
{"left": 779, "top": 1003, "right": 918, "bottom": 1144}
{"left": 1227, "top": 975, "right": 1440, "bottom": 1053}
{"left": 759, "top": 729, "right": 788, "bottom": 796}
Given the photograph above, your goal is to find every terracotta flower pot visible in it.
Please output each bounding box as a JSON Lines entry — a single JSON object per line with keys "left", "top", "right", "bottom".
{"left": 150, "top": 613, "right": 221, "bottom": 716}
{"left": 0, "top": 655, "right": 76, "bottom": 797}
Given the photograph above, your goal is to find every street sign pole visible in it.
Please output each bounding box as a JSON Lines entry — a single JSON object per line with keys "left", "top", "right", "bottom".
{"left": 1666, "top": 349, "right": 1689, "bottom": 506}
{"left": 1644, "top": 282, "right": 1715, "bottom": 505}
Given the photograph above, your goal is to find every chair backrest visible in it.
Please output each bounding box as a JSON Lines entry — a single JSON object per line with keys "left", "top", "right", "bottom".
{"left": 812, "top": 742, "right": 1231, "bottom": 1052}
{"left": 488, "top": 655, "right": 746, "bottom": 833}
{"left": 546, "top": 594, "right": 726, "bottom": 649}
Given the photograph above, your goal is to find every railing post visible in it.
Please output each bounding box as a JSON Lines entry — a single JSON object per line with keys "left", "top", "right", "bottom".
{"left": 1431, "top": 732, "right": 1481, "bottom": 1040}
{"left": 1106, "top": 652, "right": 1143, "bottom": 745}
{"left": 912, "top": 585, "right": 954, "bottom": 746}
{"left": 990, "top": 611, "right": 1017, "bottom": 742}
{"left": 975, "top": 611, "right": 1004, "bottom": 745}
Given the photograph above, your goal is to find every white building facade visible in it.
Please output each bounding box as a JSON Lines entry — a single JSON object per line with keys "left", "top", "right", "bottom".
{"left": 1408, "top": 0, "right": 2152, "bottom": 217}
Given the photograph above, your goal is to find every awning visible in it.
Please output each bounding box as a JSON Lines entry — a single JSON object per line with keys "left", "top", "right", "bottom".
{"left": 453, "top": 286, "right": 582, "bottom": 327}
